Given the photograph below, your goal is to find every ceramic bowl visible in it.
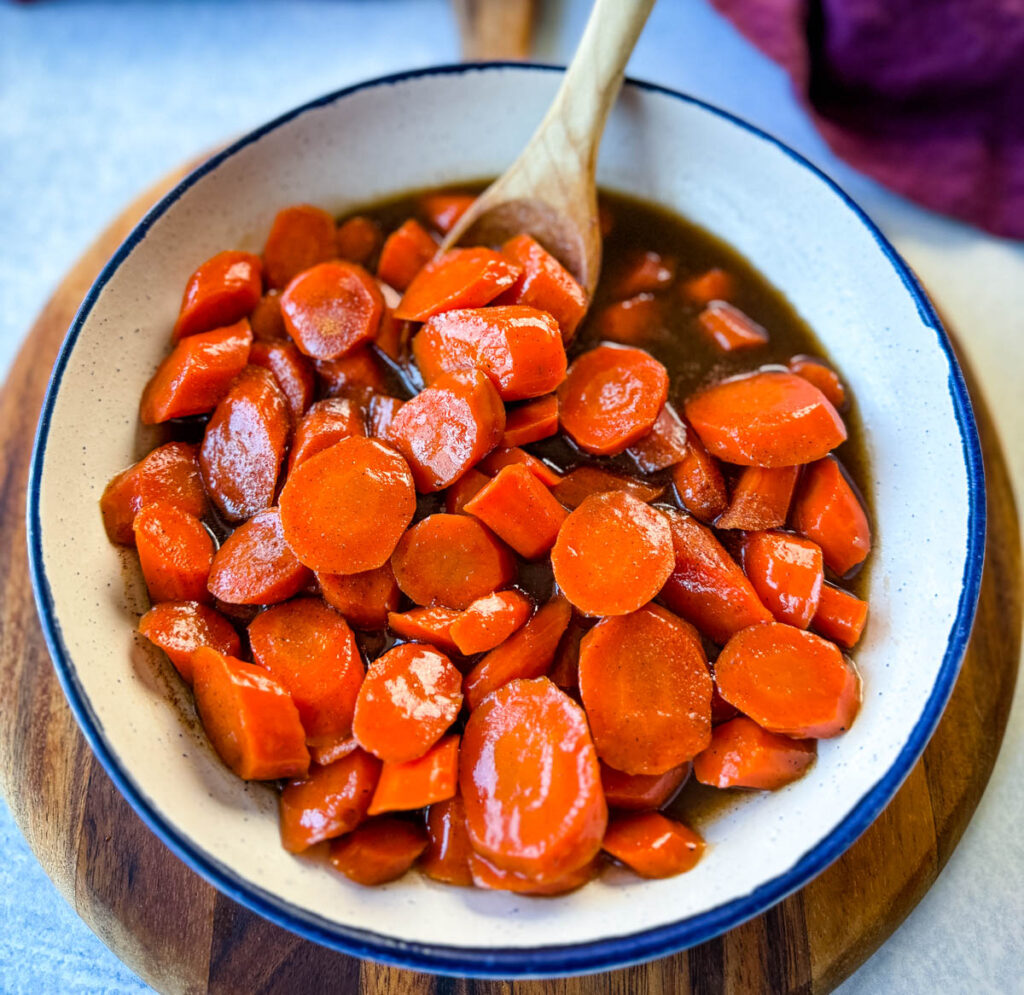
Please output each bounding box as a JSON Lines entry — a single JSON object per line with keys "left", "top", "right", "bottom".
{"left": 28, "top": 63, "right": 984, "bottom": 977}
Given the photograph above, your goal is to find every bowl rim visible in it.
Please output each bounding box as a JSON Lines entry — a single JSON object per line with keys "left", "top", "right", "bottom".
{"left": 26, "top": 61, "right": 986, "bottom": 978}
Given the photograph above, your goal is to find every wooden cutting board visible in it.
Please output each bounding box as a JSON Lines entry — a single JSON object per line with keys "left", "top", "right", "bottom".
{"left": 0, "top": 166, "right": 1019, "bottom": 995}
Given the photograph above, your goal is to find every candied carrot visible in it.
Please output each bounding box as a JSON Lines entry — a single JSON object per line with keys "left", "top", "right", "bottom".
{"left": 419, "top": 192, "right": 475, "bottom": 234}
{"left": 421, "top": 792, "right": 473, "bottom": 886}
{"left": 693, "top": 716, "right": 816, "bottom": 790}
{"left": 386, "top": 607, "right": 462, "bottom": 656}
{"left": 329, "top": 817, "right": 428, "bottom": 885}
{"left": 367, "top": 735, "right": 460, "bottom": 815}
{"left": 500, "top": 394, "right": 559, "bottom": 448}
{"left": 593, "top": 294, "right": 662, "bottom": 345}
{"left": 133, "top": 502, "right": 214, "bottom": 604}
{"left": 247, "top": 339, "right": 315, "bottom": 423}
{"left": 671, "top": 424, "right": 728, "bottom": 524}
{"left": 551, "top": 465, "right": 664, "bottom": 510}
{"left": 317, "top": 563, "right": 400, "bottom": 631}
{"left": 716, "top": 465, "right": 800, "bottom": 531}
{"left": 627, "top": 402, "right": 689, "bottom": 473}
{"left": 548, "top": 615, "right": 585, "bottom": 694}
{"left": 468, "top": 852, "right": 598, "bottom": 895}
{"left": 249, "top": 291, "right": 287, "bottom": 341}
{"left": 138, "top": 601, "right": 240, "bottom": 685}
{"left": 262, "top": 204, "right": 337, "bottom": 289}
{"left": 476, "top": 446, "right": 561, "bottom": 487}
{"left": 173, "top": 250, "right": 262, "bottom": 341}
{"left": 600, "top": 761, "right": 690, "bottom": 811}
{"left": 788, "top": 354, "right": 847, "bottom": 410}
{"left": 812, "top": 583, "right": 869, "bottom": 648}
{"left": 315, "top": 347, "right": 388, "bottom": 397}
{"left": 335, "top": 214, "right": 382, "bottom": 266}
{"left": 444, "top": 468, "right": 490, "bottom": 514}
{"left": 394, "top": 248, "right": 521, "bottom": 322}
{"left": 376, "top": 218, "right": 437, "bottom": 291}
{"left": 680, "top": 267, "right": 734, "bottom": 306}
{"left": 367, "top": 394, "right": 403, "bottom": 440}
{"left": 742, "top": 531, "right": 824, "bottom": 629}
{"left": 602, "top": 812, "right": 704, "bottom": 879}
{"left": 696, "top": 301, "right": 769, "bottom": 351}
{"left": 609, "top": 250, "right": 676, "bottom": 299}
{"left": 288, "top": 396, "right": 366, "bottom": 472}
{"left": 448, "top": 590, "right": 532, "bottom": 656}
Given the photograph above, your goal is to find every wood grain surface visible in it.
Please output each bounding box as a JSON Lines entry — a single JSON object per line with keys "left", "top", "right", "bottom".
{"left": 0, "top": 169, "right": 1019, "bottom": 995}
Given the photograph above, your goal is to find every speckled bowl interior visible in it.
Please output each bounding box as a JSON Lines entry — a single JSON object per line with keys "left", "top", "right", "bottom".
{"left": 28, "top": 65, "right": 984, "bottom": 977}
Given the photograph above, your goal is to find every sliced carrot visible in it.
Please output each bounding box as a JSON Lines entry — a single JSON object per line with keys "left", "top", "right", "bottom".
{"left": 600, "top": 761, "right": 690, "bottom": 811}
{"left": 421, "top": 792, "right": 473, "bottom": 886}
{"left": 315, "top": 347, "right": 388, "bottom": 397}
{"left": 376, "top": 218, "right": 437, "bottom": 291}
{"left": 551, "top": 465, "right": 664, "bottom": 510}
{"left": 335, "top": 214, "right": 382, "bottom": 266}
{"left": 593, "top": 294, "right": 662, "bottom": 345}
{"left": 374, "top": 298, "right": 409, "bottom": 362}
{"left": 476, "top": 446, "right": 561, "bottom": 487}
{"left": 548, "top": 614, "right": 585, "bottom": 694}
{"left": 716, "top": 465, "right": 800, "bottom": 531}
{"left": 262, "top": 204, "right": 337, "bottom": 290}
{"left": 367, "top": 394, "right": 404, "bottom": 440}
{"left": 279, "top": 748, "right": 381, "bottom": 853}
{"left": 199, "top": 365, "right": 290, "bottom": 523}
{"left": 610, "top": 250, "right": 676, "bottom": 299}
{"left": 671, "top": 425, "right": 728, "bottom": 524}
{"left": 138, "top": 601, "right": 240, "bottom": 685}
{"left": 248, "top": 597, "right": 364, "bottom": 748}
{"left": 580, "top": 604, "right": 712, "bottom": 774}
{"left": 172, "top": 250, "right": 262, "bottom": 341}
{"left": 812, "top": 584, "right": 869, "bottom": 648}
{"left": 249, "top": 290, "right": 287, "bottom": 341}
{"left": 462, "top": 596, "right": 571, "bottom": 710}
{"left": 367, "top": 734, "right": 460, "bottom": 814}
{"left": 279, "top": 435, "right": 416, "bottom": 574}
{"left": 788, "top": 354, "right": 847, "bottom": 410}
{"left": 353, "top": 645, "right": 463, "bottom": 763}
{"left": 288, "top": 396, "right": 366, "bottom": 471}
{"left": 500, "top": 394, "right": 559, "bottom": 448}
{"left": 140, "top": 319, "right": 252, "bottom": 424}
{"left": 386, "top": 369, "right": 505, "bottom": 492}
{"left": 468, "top": 852, "right": 598, "bottom": 895}
{"left": 715, "top": 622, "right": 861, "bottom": 738}
{"left": 602, "top": 812, "right": 704, "bottom": 878}
{"left": 419, "top": 192, "right": 475, "bottom": 234}
{"left": 394, "top": 248, "right": 521, "bottom": 322}
{"left": 329, "top": 817, "right": 428, "bottom": 885}
{"left": 558, "top": 344, "right": 669, "bottom": 455}
{"left": 192, "top": 646, "right": 309, "bottom": 780}
{"left": 685, "top": 370, "right": 846, "bottom": 467}
{"left": 318, "top": 563, "right": 400, "bottom": 630}
{"left": 680, "top": 267, "right": 734, "bottom": 306}
{"left": 659, "top": 507, "right": 773, "bottom": 644}
{"left": 460, "top": 677, "right": 606, "bottom": 881}
{"left": 390, "top": 513, "right": 515, "bottom": 610}
{"left": 696, "top": 301, "right": 769, "bottom": 351}
{"left": 387, "top": 607, "right": 462, "bottom": 656}
{"left": 627, "top": 402, "right": 689, "bottom": 473}
{"left": 693, "top": 716, "right": 816, "bottom": 790}
{"left": 710, "top": 682, "right": 739, "bottom": 725}
{"left": 551, "top": 491, "right": 674, "bottom": 617}
{"left": 248, "top": 339, "right": 315, "bottom": 423}
{"left": 309, "top": 736, "right": 361, "bottom": 767}
{"left": 742, "top": 531, "right": 824, "bottom": 629}
{"left": 448, "top": 590, "right": 532, "bottom": 656}
{"left": 133, "top": 502, "right": 213, "bottom": 604}
{"left": 444, "top": 468, "right": 490, "bottom": 514}
{"left": 790, "top": 456, "right": 871, "bottom": 576}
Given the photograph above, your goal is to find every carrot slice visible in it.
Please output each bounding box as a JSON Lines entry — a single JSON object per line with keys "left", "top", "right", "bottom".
{"left": 680, "top": 267, "right": 734, "bottom": 306}
{"left": 696, "top": 301, "right": 769, "bottom": 351}
{"left": 133, "top": 502, "right": 214, "bottom": 604}
{"left": 199, "top": 365, "right": 290, "bottom": 523}
{"left": 685, "top": 370, "right": 846, "bottom": 467}
{"left": 353, "top": 645, "right": 463, "bottom": 763}
{"left": 610, "top": 250, "right": 676, "bottom": 299}
{"left": 548, "top": 614, "right": 585, "bottom": 694}
{"left": 367, "top": 734, "right": 460, "bottom": 814}
{"left": 421, "top": 792, "right": 473, "bottom": 886}
{"left": 551, "top": 491, "right": 674, "bottom": 617}
{"left": 376, "top": 218, "right": 437, "bottom": 291}
{"left": 659, "top": 507, "right": 773, "bottom": 644}
{"left": 394, "top": 248, "right": 521, "bottom": 322}
{"left": 790, "top": 456, "right": 871, "bottom": 576}
{"left": 460, "top": 677, "right": 606, "bottom": 881}
{"left": 600, "top": 761, "right": 690, "bottom": 811}
{"left": 558, "top": 344, "right": 669, "bottom": 455}
{"left": 367, "top": 394, "right": 404, "bottom": 440}
{"left": 419, "top": 192, "right": 475, "bottom": 234}
{"left": 671, "top": 425, "right": 728, "bottom": 524}
{"left": 248, "top": 339, "right": 315, "bottom": 423}
{"left": 693, "top": 716, "right": 816, "bottom": 789}
{"left": 627, "top": 402, "right": 689, "bottom": 473}
{"left": 329, "top": 817, "right": 428, "bottom": 885}
{"left": 551, "top": 465, "right": 664, "bottom": 510}
{"left": 315, "top": 347, "right": 388, "bottom": 398}
{"left": 374, "top": 298, "right": 408, "bottom": 363}
{"left": 318, "top": 563, "right": 400, "bottom": 630}
{"left": 715, "top": 622, "right": 861, "bottom": 738}
{"left": 138, "top": 601, "right": 240, "bottom": 685}
{"left": 390, "top": 513, "right": 515, "bottom": 610}
{"left": 594, "top": 294, "right": 662, "bottom": 345}
{"left": 788, "top": 355, "right": 846, "bottom": 410}
{"left": 476, "top": 446, "right": 562, "bottom": 487}
{"left": 279, "top": 435, "right": 416, "bottom": 574}
{"left": 602, "top": 812, "right": 704, "bottom": 878}
{"left": 386, "top": 369, "right": 505, "bottom": 492}
{"left": 500, "top": 394, "right": 559, "bottom": 448}
{"left": 580, "top": 604, "right": 712, "bottom": 774}
{"left": 279, "top": 748, "right": 381, "bottom": 853}
{"left": 716, "top": 465, "right": 800, "bottom": 531}
{"left": 173, "top": 250, "right": 262, "bottom": 341}
{"left": 288, "top": 396, "right": 366, "bottom": 472}
{"left": 141, "top": 319, "right": 252, "bottom": 424}
{"left": 309, "top": 736, "right": 361, "bottom": 767}
{"left": 710, "top": 682, "right": 739, "bottom": 725}
{"left": 387, "top": 607, "right": 462, "bottom": 656}
{"left": 468, "top": 852, "right": 598, "bottom": 895}
{"left": 742, "top": 531, "right": 824, "bottom": 629}
{"left": 249, "top": 291, "right": 287, "bottom": 342}
{"left": 207, "top": 508, "right": 313, "bottom": 605}
{"left": 335, "top": 215, "right": 382, "bottom": 266}
{"left": 444, "top": 468, "right": 490, "bottom": 514}
{"left": 262, "top": 204, "right": 337, "bottom": 289}
{"left": 192, "top": 646, "right": 309, "bottom": 780}
{"left": 812, "top": 583, "right": 869, "bottom": 648}
{"left": 462, "top": 596, "right": 571, "bottom": 710}
{"left": 448, "top": 590, "right": 532, "bottom": 656}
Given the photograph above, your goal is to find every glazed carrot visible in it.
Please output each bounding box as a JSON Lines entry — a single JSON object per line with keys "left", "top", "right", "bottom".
{"left": 696, "top": 301, "right": 769, "bottom": 351}
{"left": 551, "top": 491, "right": 674, "bottom": 617}
{"left": 476, "top": 446, "right": 561, "bottom": 487}
{"left": 680, "top": 267, "right": 734, "bottom": 306}
{"left": 394, "top": 248, "right": 521, "bottom": 322}
{"left": 390, "top": 513, "right": 515, "bottom": 609}
{"left": 191, "top": 646, "right": 309, "bottom": 780}
{"left": 548, "top": 615, "right": 585, "bottom": 694}
{"left": 386, "top": 607, "right": 462, "bottom": 656}
{"left": 279, "top": 436, "right": 416, "bottom": 574}
{"left": 199, "top": 365, "right": 290, "bottom": 523}
{"left": 309, "top": 736, "right": 361, "bottom": 768}
{"left": 464, "top": 464, "right": 568, "bottom": 559}
{"left": 248, "top": 597, "right": 364, "bottom": 748}
{"left": 710, "top": 682, "right": 739, "bottom": 725}
{"left": 288, "top": 396, "right": 366, "bottom": 471}
{"left": 448, "top": 590, "right": 532, "bottom": 656}
{"left": 790, "top": 456, "right": 871, "bottom": 576}
{"left": 716, "top": 465, "right": 800, "bottom": 531}
{"left": 462, "top": 596, "right": 571, "bottom": 710}
{"left": 468, "top": 852, "right": 598, "bottom": 895}
{"left": 500, "top": 394, "right": 559, "bottom": 448}
{"left": 602, "top": 812, "right": 704, "bottom": 879}
{"left": 494, "top": 234, "right": 588, "bottom": 341}
{"left": 413, "top": 305, "right": 567, "bottom": 401}
{"left": 317, "top": 563, "right": 400, "bottom": 630}
{"left": 659, "top": 508, "right": 773, "bottom": 644}
{"left": 173, "top": 250, "right": 262, "bottom": 341}
{"left": 551, "top": 465, "right": 664, "bottom": 510}
{"left": 367, "top": 394, "right": 404, "bottom": 440}
{"left": 315, "top": 348, "right": 388, "bottom": 397}
{"left": 376, "top": 218, "right": 437, "bottom": 291}
{"left": 812, "top": 584, "right": 869, "bottom": 648}
{"left": 373, "top": 298, "right": 408, "bottom": 362}
{"left": 627, "top": 402, "right": 689, "bottom": 473}
{"left": 280, "top": 261, "right": 384, "bottom": 360}
{"left": 367, "top": 734, "right": 460, "bottom": 814}
{"left": 788, "top": 355, "right": 846, "bottom": 410}
{"left": 558, "top": 344, "right": 669, "bottom": 455}
{"left": 329, "top": 817, "right": 428, "bottom": 885}
{"left": 600, "top": 761, "right": 690, "bottom": 811}
{"left": 138, "top": 601, "right": 240, "bottom": 685}
{"left": 249, "top": 291, "right": 287, "bottom": 341}
{"left": 279, "top": 748, "right": 381, "bottom": 853}
{"left": 685, "top": 370, "right": 846, "bottom": 467}
{"left": 593, "top": 294, "right": 662, "bottom": 345}
{"left": 611, "top": 250, "right": 676, "bottom": 299}
{"left": 693, "top": 716, "right": 816, "bottom": 790}
{"left": 715, "top": 622, "right": 861, "bottom": 738}
{"left": 742, "top": 531, "right": 824, "bottom": 628}
{"left": 579, "top": 604, "right": 712, "bottom": 774}
{"left": 671, "top": 425, "right": 728, "bottom": 524}
{"left": 133, "top": 502, "right": 214, "bottom": 604}
{"left": 419, "top": 192, "right": 475, "bottom": 234}
{"left": 140, "top": 319, "right": 252, "bottom": 424}
{"left": 385, "top": 370, "right": 505, "bottom": 492}
{"left": 421, "top": 792, "right": 473, "bottom": 886}
{"left": 263, "top": 204, "right": 337, "bottom": 289}
{"left": 353, "top": 645, "right": 463, "bottom": 763}
{"left": 248, "top": 339, "right": 315, "bottom": 422}
{"left": 460, "top": 677, "right": 606, "bottom": 881}
{"left": 444, "top": 468, "right": 490, "bottom": 514}
{"left": 335, "top": 214, "right": 382, "bottom": 266}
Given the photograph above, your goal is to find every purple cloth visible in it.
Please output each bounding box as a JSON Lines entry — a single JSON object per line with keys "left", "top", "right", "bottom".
{"left": 711, "top": 0, "right": 1024, "bottom": 239}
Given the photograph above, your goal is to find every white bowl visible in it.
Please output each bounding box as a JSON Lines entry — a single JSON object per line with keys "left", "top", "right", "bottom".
{"left": 28, "top": 64, "right": 985, "bottom": 977}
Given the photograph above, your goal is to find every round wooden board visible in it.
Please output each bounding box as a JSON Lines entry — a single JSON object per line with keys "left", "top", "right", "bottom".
{"left": 0, "top": 167, "right": 1019, "bottom": 995}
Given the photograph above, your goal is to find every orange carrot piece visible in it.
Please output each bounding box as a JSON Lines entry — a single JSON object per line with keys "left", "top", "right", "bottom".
{"left": 138, "top": 601, "right": 240, "bottom": 685}
{"left": 468, "top": 852, "right": 599, "bottom": 895}
{"left": 263, "top": 204, "right": 337, "bottom": 289}
{"left": 444, "top": 468, "right": 490, "bottom": 514}
{"left": 680, "top": 267, "right": 734, "bottom": 306}
{"left": 335, "top": 215, "right": 382, "bottom": 266}
{"left": 374, "top": 298, "right": 408, "bottom": 362}
{"left": 133, "top": 502, "right": 214, "bottom": 604}
{"left": 548, "top": 615, "right": 585, "bottom": 694}
{"left": 476, "top": 446, "right": 562, "bottom": 487}
{"left": 788, "top": 355, "right": 847, "bottom": 410}
{"left": 710, "top": 682, "right": 739, "bottom": 725}
{"left": 173, "top": 250, "right": 262, "bottom": 341}
{"left": 593, "top": 294, "right": 662, "bottom": 345}
{"left": 288, "top": 396, "right": 366, "bottom": 471}
{"left": 448, "top": 590, "right": 532, "bottom": 656}
{"left": 600, "top": 761, "right": 690, "bottom": 811}
{"left": 421, "top": 792, "right": 473, "bottom": 886}
{"left": 376, "top": 218, "right": 437, "bottom": 291}
{"left": 367, "top": 394, "right": 404, "bottom": 440}
{"left": 611, "top": 250, "right": 677, "bottom": 299}
{"left": 249, "top": 291, "right": 287, "bottom": 341}
{"left": 500, "top": 395, "right": 559, "bottom": 448}
{"left": 315, "top": 347, "right": 388, "bottom": 398}
{"left": 318, "top": 563, "right": 400, "bottom": 630}
{"left": 716, "top": 465, "right": 800, "bottom": 531}
{"left": 551, "top": 465, "right": 664, "bottom": 510}
{"left": 812, "top": 583, "right": 869, "bottom": 648}
{"left": 394, "top": 248, "right": 521, "bottom": 322}
{"left": 742, "top": 531, "right": 824, "bottom": 629}
{"left": 387, "top": 607, "right": 462, "bottom": 656}
{"left": 248, "top": 339, "right": 315, "bottom": 422}
{"left": 309, "top": 736, "right": 361, "bottom": 767}
{"left": 696, "top": 301, "right": 769, "bottom": 351}
{"left": 671, "top": 425, "right": 728, "bottom": 524}
{"left": 627, "top": 402, "right": 689, "bottom": 472}
{"left": 419, "top": 192, "right": 475, "bottom": 234}
{"left": 602, "top": 812, "right": 704, "bottom": 879}
{"left": 367, "top": 734, "right": 460, "bottom": 814}
{"left": 693, "top": 716, "right": 816, "bottom": 790}
{"left": 329, "top": 817, "right": 428, "bottom": 885}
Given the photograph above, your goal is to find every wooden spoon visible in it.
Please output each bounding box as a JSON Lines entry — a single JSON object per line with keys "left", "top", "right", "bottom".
{"left": 440, "top": 0, "right": 656, "bottom": 299}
